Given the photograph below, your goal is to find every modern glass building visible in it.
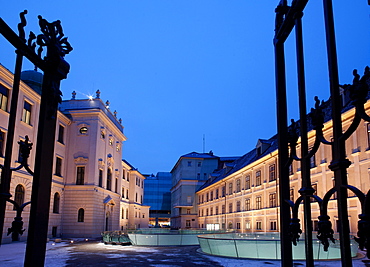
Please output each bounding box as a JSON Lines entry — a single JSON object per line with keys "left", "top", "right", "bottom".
{"left": 143, "top": 172, "right": 172, "bottom": 227}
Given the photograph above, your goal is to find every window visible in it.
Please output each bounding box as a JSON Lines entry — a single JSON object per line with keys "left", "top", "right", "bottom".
{"left": 222, "top": 186, "right": 225, "bottom": 197}
{"left": 122, "top": 208, "right": 124, "bottom": 219}
{"left": 115, "top": 177, "right": 118, "bottom": 193}
{"left": 76, "top": 166, "right": 85, "bottom": 185}
{"left": 107, "top": 168, "right": 112, "bottom": 190}
{"left": 126, "top": 189, "right": 129, "bottom": 199}
{"left": 215, "top": 189, "right": 219, "bottom": 199}
{"left": 210, "top": 191, "right": 213, "bottom": 200}
{"left": 269, "top": 193, "right": 277, "bottom": 208}
{"left": 245, "top": 199, "right": 251, "bottom": 211}
{"left": 228, "top": 182, "right": 233, "bottom": 195}
{"left": 311, "top": 183, "right": 318, "bottom": 202}
{"left": 222, "top": 205, "right": 225, "bottom": 214}
{"left": 206, "top": 208, "right": 209, "bottom": 216}
{"left": 270, "top": 221, "right": 277, "bottom": 230}
{"left": 122, "top": 187, "right": 125, "bottom": 199}
{"left": 245, "top": 175, "right": 250, "bottom": 189}
{"left": 0, "top": 130, "right": 5, "bottom": 157}
{"left": 256, "top": 170, "right": 262, "bottom": 186}
{"left": 135, "top": 193, "right": 138, "bottom": 202}
{"left": 79, "top": 126, "right": 88, "bottom": 134}
{"left": 22, "top": 101, "right": 32, "bottom": 125}
{"left": 289, "top": 164, "right": 294, "bottom": 175}
{"left": 203, "top": 173, "right": 207, "bottom": 179}
{"left": 0, "top": 84, "right": 8, "bottom": 111}
{"left": 202, "top": 195, "right": 204, "bottom": 203}
{"left": 197, "top": 162, "right": 201, "bottom": 167}
{"left": 310, "top": 152, "right": 316, "bottom": 168}
{"left": 246, "top": 221, "right": 251, "bottom": 230}
{"left": 215, "top": 206, "right": 219, "bottom": 215}
{"left": 236, "top": 179, "right": 241, "bottom": 192}
{"left": 187, "top": 161, "right": 192, "bottom": 167}
{"left": 206, "top": 193, "right": 209, "bottom": 202}
{"left": 256, "top": 196, "right": 262, "bottom": 209}
{"left": 269, "top": 164, "right": 276, "bottom": 181}
{"left": 99, "top": 169, "right": 103, "bottom": 187}
{"left": 55, "top": 157, "right": 62, "bottom": 176}
{"left": 58, "top": 125, "right": 64, "bottom": 144}
{"left": 14, "top": 184, "right": 25, "bottom": 209}
{"left": 109, "top": 138, "right": 113, "bottom": 145}
{"left": 210, "top": 207, "right": 213, "bottom": 215}
{"left": 53, "top": 193, "right": 60, "bottom": 213}
{"left": 290, "top": 188, "right": 294, "bottom": 202}
{"left": 236, "top": 201, "right": 241, "bottom": 212}
{"left": 186, "top": 220, "right": 191, "bottom": 227}
{"left": 228, "top": 222, "right": 233, "bottom": 229}
{"left": 77, "top": 208, "right": 84, "bottom": 222}
{"left": 116, "top": 143, "right": 120, "bottom": 152}
{"left": 256, "top": 221, "right": 262, "bottom": 230}
{"left": 101, "top": 130, "right": 105, "bottom": 139}
{"left": 312, "top": 220, "right": 319, "bottom": 231}
{"left": 126, "top": 209, "right": 128, "bottom": 219}
{"left": 228, "top": 203, "right": 233, "bottom": 213}
{"left": 197, "top": 173, "right": 200, "bottom": 179}
{"left": 187, "top": 209, "right": 191, "bottom": 214}
{"left": 236, "top": 222, "right": 241, "bottom": 230}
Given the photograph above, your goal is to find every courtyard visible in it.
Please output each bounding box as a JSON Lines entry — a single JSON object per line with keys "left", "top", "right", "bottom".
{"left": 0, "top": 239, "right": 369, "bottom": 267}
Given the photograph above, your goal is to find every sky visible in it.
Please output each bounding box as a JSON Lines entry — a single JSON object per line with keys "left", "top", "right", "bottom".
{"left": 1, "top": 1, "right": 369, "bottom": 174}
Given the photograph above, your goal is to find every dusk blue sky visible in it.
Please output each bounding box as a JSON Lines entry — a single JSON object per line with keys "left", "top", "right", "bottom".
{"left": 1, "top": 1, "right": 369, "bottom": 174}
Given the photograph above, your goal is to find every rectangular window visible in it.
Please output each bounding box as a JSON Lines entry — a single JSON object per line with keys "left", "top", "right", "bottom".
{"left": 206, "top": 193, "right": 209, "bottom": 202}
{"left": 270, "top": 221, "right": 277, "bottom": 231}
{"left": 290, "top": 188, "right": 294, "bottom": 202}
{"left": 269, "top": 193, "right": 277, "bottom": 208}
{"left": 245, "top": 175, "right": 250, "bottom": 189}
{"left": 215, "top": 206, "right": 219, "bottom": 215}
{"left": 236, "top": 201, "right": 241, "bottom": 212}
{"left": 197, "top": 173, "right": 200, "bottom": 179}
{"left": 197, "top": 162, "right": 201, "bottom": 167}
{"left": 22, "top": 101, "right": 32, "bottom": 125}
{"left": 245, "top": 199, "right": 251, "bottom": 211}
{"left": 222, "top": 186, "right": 225, "bottom": 197}
{"left": 236, "top": 222, "right": 241, "bottom": 229}
{"left": 210, "top": 191, "right": 213, "bottom": 200}
{"left": 229, "top": 182, "right": 233, "bottom": 195}
{"left": 269, "top": 164, "right": 276, "bottom": 181}
{"left": 311, "top": 183, "right": 318, "bottom": 202}
{"left": 256, "top": 196, "right": 262, "bottom": 210}
{"left": 289, "top": 164, "right": 294, "bottom": 175}
{"left": 0, "top": 84, "right": 8, "bottom": 111}
{"left": 99, "top": 169, "right": 103, "bottom": 187}
{"left": 55, "top": 157, "right": 62, "bottom": 176}
{"left": 313, "top": 220, "right": 319, "bottom": 231}
{"left": 122, "top": 187, "right": 125, "bottom": 199}
{"left": 256, "top": 221, "right": 262, "bottom": 230}
{"left": 228, "top": 203, "right": 233, "bottom": 213}
{"left": 246, "top": 221, "right": 251, "bottom": 230}
{"left": 188, "top": 161, "right": 192, "bottom": 167}
{"left": 58, "top": 125, "right": 65, "bottom": 144}
{"left": 215, "top": 189, "right": 219, "bottom": 199}
{"left": 0, "top": 130, "right": 5, "bottom": 157}
{"left": 186, "top": 220, "right": 191, "bottom": 227}
{"left": 76, "top": 166, "right": 85, "bottom": 185}
{"left": 187, "top": 209, "right": 190, "bottom": 214}
{"left": 236, "top": 179, "right": 241, "bottom": 192}
{"left": 222, "top": 205, "right": 225, "bottom": 214}
{"left": 256, "top": 171, "right": 262, "bottom": 186}
{"left": 115, "top": 177, "right": 118, "bottom": 193}
{"left": 310, "top": 153, "right": 316, "bottom": 168}
{"left": 126, "top": 189, "right": 129, "bottom": 199}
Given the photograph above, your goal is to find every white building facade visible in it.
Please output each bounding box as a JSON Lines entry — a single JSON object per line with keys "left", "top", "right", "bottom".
{"left": 0, "top": 64, "right": 149, "bottom": 243}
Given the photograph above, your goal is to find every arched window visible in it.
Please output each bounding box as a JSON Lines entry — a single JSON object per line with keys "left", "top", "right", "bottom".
{"left": 78, "top": 208, "right": 84, "bottom": 222}
{"left": 107, "top": 168, "right": 112, "bottom": 191}
{"left": 14, "top": 184, "right": 25, "bottom": 210}
{"left": 53, "top": 192, "right": 60, "bottom": 213}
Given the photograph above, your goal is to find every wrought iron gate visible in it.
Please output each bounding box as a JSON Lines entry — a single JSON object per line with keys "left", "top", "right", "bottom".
{"left": 0, "top": 11, "right": 72, "bottom": 266}
{"left": 274, "top": 1, "right": 369, "bottom": 266}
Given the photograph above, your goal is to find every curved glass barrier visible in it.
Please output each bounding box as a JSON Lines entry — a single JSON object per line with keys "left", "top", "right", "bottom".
{"left": 197, "top": 233, "right": 358, "bottom": 260}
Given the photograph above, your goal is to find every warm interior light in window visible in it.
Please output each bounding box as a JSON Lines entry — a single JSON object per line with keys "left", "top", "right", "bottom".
{"left": 80, "top": 127, "right": 88, "bottom": 134}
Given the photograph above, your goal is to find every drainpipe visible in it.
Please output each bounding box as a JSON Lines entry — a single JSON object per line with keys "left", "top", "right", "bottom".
{"left": 224, "top": 181, "right": 227, "bottom": 230}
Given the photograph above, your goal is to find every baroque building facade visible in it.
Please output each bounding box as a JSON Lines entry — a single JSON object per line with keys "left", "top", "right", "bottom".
{"left": 196, "top": 74, "right": 370, "bottom": 234}
{"left": 0, "top": 64, "right": 149, "bottom": 243}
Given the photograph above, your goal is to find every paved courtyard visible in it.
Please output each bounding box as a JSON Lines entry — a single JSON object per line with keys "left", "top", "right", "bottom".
{"left": 0, "top": 240, "right": 369, "bottom": 266}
